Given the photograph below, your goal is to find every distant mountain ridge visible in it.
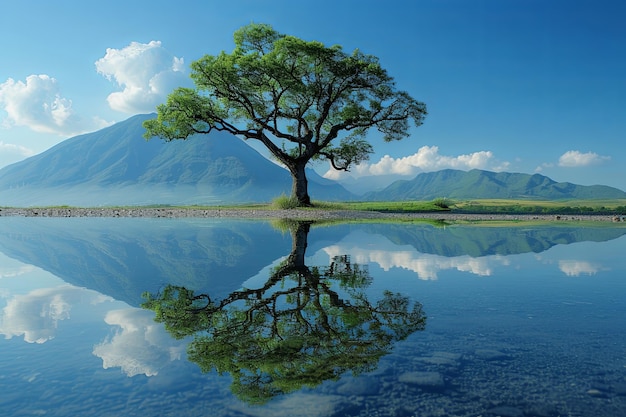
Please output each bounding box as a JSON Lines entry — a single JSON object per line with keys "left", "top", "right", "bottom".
{"left": 365, "top": 169, "right": 626, "bottom": 201}
{"left": 0, "top": 114, "right": 623, "bottom": 205}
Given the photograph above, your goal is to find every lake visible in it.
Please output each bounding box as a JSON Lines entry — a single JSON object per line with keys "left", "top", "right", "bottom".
{"left": 1, "top": 217, "right": 625, "bottom": 417}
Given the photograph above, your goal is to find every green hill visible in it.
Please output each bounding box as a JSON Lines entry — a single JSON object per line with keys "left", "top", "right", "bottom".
{"left": 366, "top": 169, "right": 626, "bottom": 201}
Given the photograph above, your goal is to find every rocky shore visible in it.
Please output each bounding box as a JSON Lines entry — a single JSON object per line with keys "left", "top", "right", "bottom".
{"left": 0, "top": 206, "right": 622, "bottom": 222}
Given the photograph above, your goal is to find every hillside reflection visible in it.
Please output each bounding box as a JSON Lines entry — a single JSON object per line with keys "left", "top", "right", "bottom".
{"left": 142, "top": 220, "right": 426, "bottom": 404}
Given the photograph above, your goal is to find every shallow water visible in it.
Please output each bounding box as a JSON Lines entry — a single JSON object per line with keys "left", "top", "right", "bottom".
{"left": 1, "top": 218, "right": 625, "bottom": 416}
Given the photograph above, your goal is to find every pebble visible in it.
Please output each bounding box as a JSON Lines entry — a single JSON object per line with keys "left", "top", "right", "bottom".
{"left": 587, "top": 388, "right": 608, "bottom": 398}
{"left": 0, "top": 207, "right": 618, "bottom": 222}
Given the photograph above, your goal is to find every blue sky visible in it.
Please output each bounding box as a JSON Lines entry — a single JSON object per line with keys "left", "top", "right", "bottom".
{"left": 1, "top": 0, "right": 625, "bottom": 190}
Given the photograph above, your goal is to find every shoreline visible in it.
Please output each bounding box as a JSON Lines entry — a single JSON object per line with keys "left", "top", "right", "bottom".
{"left": 0, "top": 207, "right": 622, "bottom": 222}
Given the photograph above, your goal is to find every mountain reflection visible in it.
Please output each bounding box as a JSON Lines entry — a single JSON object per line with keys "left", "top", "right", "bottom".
{"left": 1, "top": 218, "right": 624, "bottom": 307}
{"left": 366, "top": 223, "right": 626, "bottom": 257}
{"left": 142, "top": 220, "right": 427, "bottom": 404}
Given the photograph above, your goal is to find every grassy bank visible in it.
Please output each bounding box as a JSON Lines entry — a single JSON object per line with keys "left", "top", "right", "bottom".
{"left": 266, "top": 197, "right": 626, "bottom": 215}
{"left": 451, "top": 198, "right": 626, "bottom": 215}
{"left": 4, "top": 198, "right": 626, "bottom": 216}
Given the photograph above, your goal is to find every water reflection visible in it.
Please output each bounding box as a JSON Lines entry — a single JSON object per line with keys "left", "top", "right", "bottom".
{"left": 142, "top": 220, "right": 427, "bottom": 404}
{"left": 1, "top": 218, "right": 625, "bottom": 416}
{"left": 0, "top": 219, "right": 624, "bottom": 304}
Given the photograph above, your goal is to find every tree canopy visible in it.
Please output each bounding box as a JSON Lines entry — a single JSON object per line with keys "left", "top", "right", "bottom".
{"left": 143, "top": 23, "right": 427, "bottom": 206}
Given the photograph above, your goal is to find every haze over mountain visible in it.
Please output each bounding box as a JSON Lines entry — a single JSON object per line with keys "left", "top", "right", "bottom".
{"left": 0, "top": 114, "right": 353, "bottom": 206}
{"left": 0, "top": 114, "right": 624, "bottom": 206}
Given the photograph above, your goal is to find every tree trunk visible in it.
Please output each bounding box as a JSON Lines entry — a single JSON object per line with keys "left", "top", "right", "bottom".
{"left": 270, "top": 221, "right": 311, "bottom": 280}
{"left": 289, "top": 160, "right": 311, "bottom": 207}
{"left": 287, "top": 221, "right": 311, "bottom": 270}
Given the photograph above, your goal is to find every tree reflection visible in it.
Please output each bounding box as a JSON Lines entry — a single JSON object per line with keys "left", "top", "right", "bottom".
{"left": 142, "top": 220, "right": 426, "bottom": 404}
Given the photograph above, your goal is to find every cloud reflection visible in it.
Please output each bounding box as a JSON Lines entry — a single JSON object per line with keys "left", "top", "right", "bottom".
{"left": 323, "top": 245, "right": 509, "bottom": 280}
{"left": 0, "top": 285, "right": 110, "bottom": 343}
{"left": 93, "top": 308, "right": 187, "bottom": 377}
{"left": 559, "top": 260, "right": 602, "bottom": 277}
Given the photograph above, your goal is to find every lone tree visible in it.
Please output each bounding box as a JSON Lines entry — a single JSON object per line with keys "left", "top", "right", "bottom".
{"left": 143, "top": 23, "right": 427, "bottom": 206}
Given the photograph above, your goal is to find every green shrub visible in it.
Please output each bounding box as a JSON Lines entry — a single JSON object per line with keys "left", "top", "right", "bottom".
{"left": 432, "top": 198, "right": 450, "bottom": 209}
{"left": 271, "top": 194, "right": 299, "bottom": 209}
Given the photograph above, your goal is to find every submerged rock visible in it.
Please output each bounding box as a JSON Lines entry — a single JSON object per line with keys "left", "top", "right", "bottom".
{"left": 614, "top": 383, "right": 626, "bottom": 396}
{"left": 485, "top": 405, "right": 524, "bottom": 417}
{"left": 229, "top": 393, "right": 347, "bottom": 417}
{"left": 398, "top": 371, "right": 445, "bottom": 390}
{"left": 474, "top": 349, "right": 512, "bottom": 361}
{"left": 414, "top": 351, "right": 462, "bottom": 367}
{"left": 336, "top": 377, "right": 380, "bottom": 396}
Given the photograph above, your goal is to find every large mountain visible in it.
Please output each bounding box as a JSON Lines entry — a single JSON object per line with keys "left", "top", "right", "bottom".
{"left": 0, "top": 114, "right": 354, "bottom": 206}
{"left": 365, "top": 169, "right": 626, "bottom": 201}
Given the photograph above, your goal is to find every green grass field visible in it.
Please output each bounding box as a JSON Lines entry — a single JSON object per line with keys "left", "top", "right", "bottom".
{"left": 451, "top": 198, "right": 626, "bottom": 215}
{"left": 217, "top": 197, "right": 626, "bottom": 215}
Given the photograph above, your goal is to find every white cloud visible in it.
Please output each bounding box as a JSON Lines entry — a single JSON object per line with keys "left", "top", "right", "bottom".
{"left": 323, "top": 145, "right": 509, "bottom": 180}
{"left": 558, "top": 150, "right": 610, "bottom": 167}
{"left": 0, "top": 141, "right": 35, "bottom": 158}
{"left": 0, "top": 285, "right": 110, "bottom": 343}
{"left": 0, "top": 75, "right": 110, "bottom": 136}
{"left": 0, "top": 141, "right": 36, "bottom": 167}
{"left": 534, "top": 162, "right": 553, "bottom": 173}
{"left": 96, "top": 41, "right": 188, "bottom": 114}
{"left": 0, "top": 265, "right": 36, "bottom": 279}
{"left": 93, "top": 308, "right": 187, "bottom": 377}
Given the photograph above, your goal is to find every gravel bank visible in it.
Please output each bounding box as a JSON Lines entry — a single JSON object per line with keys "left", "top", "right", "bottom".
{"left": 0, "top": 207, "right": 622, "bottom": 222}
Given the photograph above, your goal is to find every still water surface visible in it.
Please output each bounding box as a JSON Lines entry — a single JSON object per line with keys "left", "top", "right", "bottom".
{"left": 0, "top": 218, "right": 625, "bottom": 416}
